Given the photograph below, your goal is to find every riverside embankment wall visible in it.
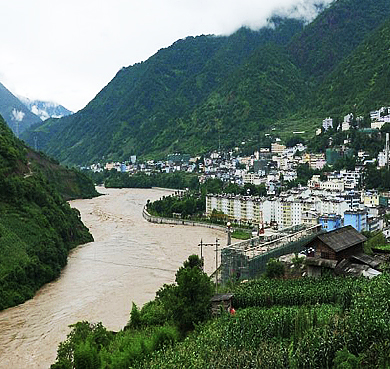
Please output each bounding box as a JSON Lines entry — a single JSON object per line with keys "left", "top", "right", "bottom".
{"left": 142, "top": 206, "right": 227, "bottom": 232}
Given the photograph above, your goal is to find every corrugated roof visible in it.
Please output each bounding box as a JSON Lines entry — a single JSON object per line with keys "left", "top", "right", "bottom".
{"left": 317, "top": 226, "right": 367, "bottom": 253}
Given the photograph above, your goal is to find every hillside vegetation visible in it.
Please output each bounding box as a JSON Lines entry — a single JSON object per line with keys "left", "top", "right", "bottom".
{"left": 314, "top": 16, "right": 390, "bottom": 116}
{"left": 22, "top": 0, "right": 390, "bottom": 165}
{"left": 0, "top": 116, "right": 96, "bottom": 310}
{"left": 22, "top": 18, "right": 305, "bottom": 164}
{"left": 51, "top": 269, "right": 390, "bottom": 368}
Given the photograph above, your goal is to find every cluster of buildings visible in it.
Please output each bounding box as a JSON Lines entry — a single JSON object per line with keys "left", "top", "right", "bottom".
{"left": 87, "top": 154, "right": 198, "bottom": 174}
{"left": 318, "top": 107, "right": 390, "bottom": 169}
{"left": 319, "top": 106, "right": 390, "bottom": 133}
{"left": 206, "top": 185, "right": 389, "bottom": 234}
{"left": 204, "top": 106, "right": 390, "bottom": 235}
{"left": 84, "top": 105, "right": 390, "bottom": 238}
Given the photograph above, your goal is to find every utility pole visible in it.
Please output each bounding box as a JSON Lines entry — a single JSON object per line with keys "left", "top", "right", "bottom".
{"left": 199, "top": 239, "right": 203, "bottom": 269}
{"left": 198, "top": 238, "right": 220, "bottom": 292}
{"left": 386, "top": 133, "right": 389, "bottom": 170}
{"left": 215, "top": 238, "right": 219, "bottom": 293}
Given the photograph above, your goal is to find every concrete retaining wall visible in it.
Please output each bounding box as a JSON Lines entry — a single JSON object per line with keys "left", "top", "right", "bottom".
{"left": 142, "top": 206, "right": 226, "bottom": 232}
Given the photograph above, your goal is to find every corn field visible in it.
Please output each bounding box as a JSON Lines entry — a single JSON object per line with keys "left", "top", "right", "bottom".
{"left": 135, "top": 274, "right": 390, "bottom": 368}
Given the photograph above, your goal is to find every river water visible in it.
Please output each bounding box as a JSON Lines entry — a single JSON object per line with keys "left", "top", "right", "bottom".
{"left": 0, "top": 187, "right": 226, "bottom": 368}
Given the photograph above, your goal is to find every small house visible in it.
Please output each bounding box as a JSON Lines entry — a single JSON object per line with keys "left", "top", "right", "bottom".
{"left": 210, "top": 293, "right": 234, "bottom": 315}
{"left": 305, "top": 226, "right": 367, "bottom": 277}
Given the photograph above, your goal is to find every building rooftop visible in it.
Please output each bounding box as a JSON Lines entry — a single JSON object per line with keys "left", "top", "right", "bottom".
{"left": 210, "top": 293, "right": 234, "bottom": 302}
{"left": 316, "top": 225, "right": 367, "bottom": 253}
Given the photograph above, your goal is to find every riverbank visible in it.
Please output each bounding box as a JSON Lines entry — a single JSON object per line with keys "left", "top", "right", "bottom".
{"left": 0, "top": 187, "right": 226, "bottom": 369}
{"left": 142, "top": 206, "right": 227, "bottom": 232}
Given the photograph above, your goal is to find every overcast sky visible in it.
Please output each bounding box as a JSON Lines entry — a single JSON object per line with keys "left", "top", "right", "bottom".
{"left": 0, "top": 0, "right": 332, "bottom": 112}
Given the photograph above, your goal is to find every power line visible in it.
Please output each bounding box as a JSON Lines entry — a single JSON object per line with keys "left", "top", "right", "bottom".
{"left": 71, "top": 256, "right": 177, "bottom": 273}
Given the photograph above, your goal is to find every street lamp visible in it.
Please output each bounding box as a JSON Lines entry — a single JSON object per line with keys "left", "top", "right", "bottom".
{"left": 227, "top": 221, "right": 232, "bottom": 246}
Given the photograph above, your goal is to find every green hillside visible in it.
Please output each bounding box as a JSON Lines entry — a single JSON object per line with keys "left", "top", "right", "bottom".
{"left": 288, "top": 0, "right": 390, "bottom": 83}
{"left": 0, "top": 116, "right": 96, "bottom": 310}
{"left": 22, "top": 0, "right": 390, "bottom": 164}
{"left": 180, "top": 43, "right": 307, "bottom": 153}
{"left": 22, "top": 19, "right": 304, "bottom": 164}
{"left": 314, "top": 16, "right": 390, "bottom": 116}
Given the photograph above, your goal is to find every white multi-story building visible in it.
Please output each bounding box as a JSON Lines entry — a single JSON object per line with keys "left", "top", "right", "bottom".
{"left": 322, "top": 117, "right": 333, "bottom": 131}
{"left": 371, "top": 121, "right": 385, "bottom": 130}
{"left": 243, "top": 173, "right": 262, "bottom": 186}
{"left": 321, "top": 179, "right": 345, "bottom": 192}
{"left": 342, "top": 122, "right": 350, "bottom": 131}
{"left": 271, "top": 143, "right": 286, "bottom": 154}
{"left": 317, "top": 198, "right": 350, "bottom": 216}
{"left": 206, "top": 194, "right": 263, "bottom": 225}
{"left": 308, "top": 175, "right": 346, "bottom": 192}
{"left": 339, "top": 170, "right": 362, "bottom": 190}
{"left": 262, "top": 196, "right": 318, "bottom": 229}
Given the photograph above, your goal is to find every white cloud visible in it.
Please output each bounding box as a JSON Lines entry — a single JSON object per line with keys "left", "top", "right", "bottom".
{"left": 0, "top": 0, "right": 333, "bottom": 112}
{"left": 11, "top": 109, "right": 25, "bottom": 122}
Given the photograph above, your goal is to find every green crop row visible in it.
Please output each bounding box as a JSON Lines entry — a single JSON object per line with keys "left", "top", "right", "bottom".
{"left": 232, "top": 276, "right": 369, "bottom": 309}
{"left": 135, "top": 274, "right": 390, "bottom": 368}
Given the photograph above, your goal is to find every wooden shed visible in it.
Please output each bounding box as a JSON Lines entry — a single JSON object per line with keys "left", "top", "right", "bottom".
{"left": 307, "top": 226, "right": 366, "bottom": 261}
{"left": 210, "top": 293, "right": 234, "bottom": 316}
{"left": 305, "top": 226, "right": 367, "bottom": 277}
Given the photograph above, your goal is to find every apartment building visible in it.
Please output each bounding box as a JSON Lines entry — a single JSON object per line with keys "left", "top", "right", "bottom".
{"left": 322, "top": 117, "right": 333, "bottom": 131}
{"left": 271, "top": 143, "right": 286, "bottom": 154}
{"left": 344, "top": 209, "right": 368, "bottom": 232}
{"left": 206, "top": 194, "right": 263, "bottom": 225}
{"left": 362, "top": 192, "right": 380, "bottom": 208}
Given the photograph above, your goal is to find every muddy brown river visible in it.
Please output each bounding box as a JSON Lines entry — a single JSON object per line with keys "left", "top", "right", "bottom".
{"left": 0, "top": 187, "right": 226, "bottom": 368}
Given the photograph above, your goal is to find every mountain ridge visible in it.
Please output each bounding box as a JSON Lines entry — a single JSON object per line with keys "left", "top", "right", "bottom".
{"left": 21, "top": 0, "right": 390, "bottom": 165}
{"left": 0, "top": 82, "right": 41, "bottom": 135}
{"left": 22, "top": 18, "right": 305, "bottom": 164}
{"left": 18, "top": 96, "right": 73, "bottom": 121}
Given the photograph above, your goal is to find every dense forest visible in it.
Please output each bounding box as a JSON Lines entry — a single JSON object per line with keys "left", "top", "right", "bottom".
{"left": 98, "top": 171, "right": 200, "bottom": 190}
{"left": 21, "top": 0, "right": 390, "bottom": 165}
{"left": 0, "top": 116, "right": 96, "bottom": 310}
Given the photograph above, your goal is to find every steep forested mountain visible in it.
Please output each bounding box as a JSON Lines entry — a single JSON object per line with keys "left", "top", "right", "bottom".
{"left": 0, "top": 82, "right": 41, "bottom": 135}
{"left": 288, "top": 0, "right": 390, "bottom": 83}
{"left": 21, "top": 18, "right": 305, "bottom": 164}
{"left": 314, "top": 16, "right": 390, "bottom": 116}
{"left": 0, "top": 115, "right": 97, "bottom": 310}
{"left": 167, "top": 43, "right": 308, "bottom": 154}
{"left": 21, "top": 0, "right": 390, "bottom": 164}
